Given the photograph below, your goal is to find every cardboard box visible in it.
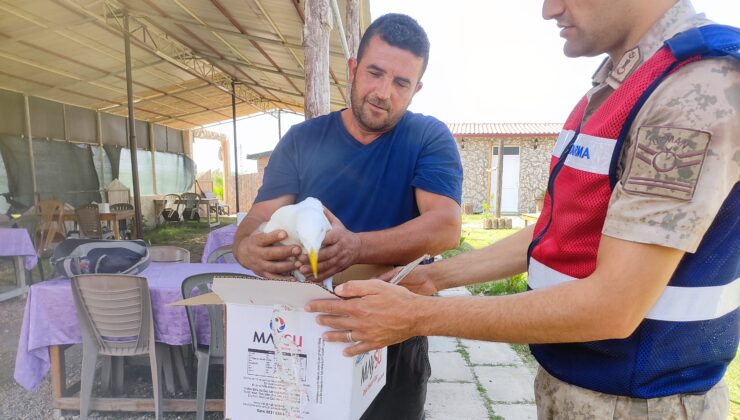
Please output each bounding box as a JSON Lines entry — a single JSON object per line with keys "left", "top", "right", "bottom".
{"left": 172, "top": 265, "right": 390, "bottom": 420}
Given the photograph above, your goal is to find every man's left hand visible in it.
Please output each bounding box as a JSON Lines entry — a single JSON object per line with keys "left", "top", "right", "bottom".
{"left": 305, "top": 280, "right": 423, "bottom": 356}
{"left": 298, "top": 208, "right": 361, "bottom": 281}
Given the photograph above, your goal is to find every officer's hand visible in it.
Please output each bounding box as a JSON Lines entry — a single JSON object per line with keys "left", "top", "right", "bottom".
{"left": 306, "top": 280, "right": 424, "bottom": 356}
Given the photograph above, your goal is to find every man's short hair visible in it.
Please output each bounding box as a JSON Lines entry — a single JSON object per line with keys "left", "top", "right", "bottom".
{"left": 357, "top": 13, "right": 430, "bottom": 76}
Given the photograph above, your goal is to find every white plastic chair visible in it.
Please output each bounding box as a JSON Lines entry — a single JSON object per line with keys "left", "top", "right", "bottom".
{"left": 71, "top": 274, "right": 163, "bottom": 420}
{"left": 146, "top": 245, "right": 191, "bottom": 394}
{"left": 181, "top": 273, "right": 227, "bottom": 420}
{"left": 206, "top": 245, "right": 237, "bottom": 264}
{"left": 148, "top": 245, "right": 190, "bottom": 263}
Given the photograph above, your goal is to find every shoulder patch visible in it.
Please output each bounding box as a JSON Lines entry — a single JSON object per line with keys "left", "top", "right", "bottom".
{"left": 610, "top": 47, "right": 641, "bottom": 83}
{"left": 623, "top": 126, "right": 710, "bottom": 200}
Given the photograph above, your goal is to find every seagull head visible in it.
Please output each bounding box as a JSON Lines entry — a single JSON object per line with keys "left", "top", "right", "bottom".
{"left": 295, "top": 204, "right": 331, "bottom": 279}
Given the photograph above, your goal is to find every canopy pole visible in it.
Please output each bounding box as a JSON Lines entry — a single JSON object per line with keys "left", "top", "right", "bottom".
{"left": 330, "top": 0, "right": 350, "bottom": 60}
{"left": 124, "top": 13, "right": 143, "bottom": 239}
{"left": 304, "top": 0, "right": 332, "bottom": 119}
{"left": 344, "top": 0, "right": 360, "bottom": 106}
{"left": 232, "top": 80, "right": 240, "bottom": 213}
{"left": 22, "top": 95, "right": 38, "bottom": 205}
{"left": 277, "top": 109, "right": 282, "bottom": 141}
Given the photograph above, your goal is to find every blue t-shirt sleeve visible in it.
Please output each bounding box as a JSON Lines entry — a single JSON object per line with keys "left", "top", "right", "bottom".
{"left": 411, "top": 119, "right": 463, "bottom": 204}
{"left": 254, "top": 127, "right": 300, "bottom": 203}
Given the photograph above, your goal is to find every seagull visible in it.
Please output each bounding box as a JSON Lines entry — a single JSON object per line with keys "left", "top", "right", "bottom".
{"left": 260, "top": 197, "right": 331, "bottom": 284}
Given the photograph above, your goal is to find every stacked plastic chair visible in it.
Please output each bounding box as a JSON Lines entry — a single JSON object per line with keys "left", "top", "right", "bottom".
{"left": 181, "top": 273, "right": 226, "bottom": 420}
{"left": 71, "top": 274, "right": 163, "bottom": 420}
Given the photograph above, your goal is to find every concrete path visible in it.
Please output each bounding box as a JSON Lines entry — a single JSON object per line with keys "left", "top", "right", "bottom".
{"left": 424, "top": 287, "right": 538, "bottom": 420}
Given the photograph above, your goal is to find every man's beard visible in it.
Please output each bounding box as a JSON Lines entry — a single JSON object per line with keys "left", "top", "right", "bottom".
{"left": 350, "top": 83, "right": 403, "bottom": 134}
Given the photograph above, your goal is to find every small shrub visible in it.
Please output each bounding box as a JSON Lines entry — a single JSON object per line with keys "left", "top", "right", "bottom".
{"left": 481, "top": 196, "right": 493, "bottom": 220}
{"left": 213, "top": 170, "right": 225, "bottom": 201}
{"left": 468, "top": 273, "right": 528, "bottom": 296}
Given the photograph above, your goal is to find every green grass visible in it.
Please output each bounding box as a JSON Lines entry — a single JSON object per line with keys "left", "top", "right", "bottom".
{"left": 728, "top": 355, "right": 739, "bottom": 419}
{"left": 467, "top": 273, "right": 529, "bottom": 296}
{"left": 143, "top": 216, "right": 236, "bottom": 262}
{"left": 462, "top": 227, "right": 519, "bottom": 250}
{"left": 449, "top": 216, "right": 526, "bottom": 295}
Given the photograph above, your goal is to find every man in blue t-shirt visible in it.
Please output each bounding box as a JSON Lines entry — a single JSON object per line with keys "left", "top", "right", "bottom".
{"left": 233, "top": 13, "right": 463, "bottom": 420}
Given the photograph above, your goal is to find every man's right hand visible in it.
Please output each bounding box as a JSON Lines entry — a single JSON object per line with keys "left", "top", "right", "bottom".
{"left": 234, "top": 229, "right": 302, "bottom": 279}
{"left": 378, "top": 264, "right": 438, "bottom": 296}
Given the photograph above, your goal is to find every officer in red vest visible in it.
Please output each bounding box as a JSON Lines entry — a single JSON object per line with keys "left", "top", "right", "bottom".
{"left": 307, "top": 0, "right": 739, "bottom": 417}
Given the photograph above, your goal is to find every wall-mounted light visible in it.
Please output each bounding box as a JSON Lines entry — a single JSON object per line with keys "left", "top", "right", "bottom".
{"left": 533, "top": 138, "right": 539, "bottom": 149}
{"left": 460, "top": 138, "right": 465, "bottom": 149}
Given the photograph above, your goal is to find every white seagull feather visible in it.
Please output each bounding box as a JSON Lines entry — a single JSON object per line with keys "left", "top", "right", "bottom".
{"left": 259, "top": 197, "right": 332, "bottom": 285}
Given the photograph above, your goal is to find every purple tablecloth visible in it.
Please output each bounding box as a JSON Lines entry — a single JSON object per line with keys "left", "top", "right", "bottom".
{"left": 14, "top": 262, "right": 254, "bottom": 391}
{"left": 0, "top": 228, "right": 38, "bottom": 270}
{"left": 201, "top": 224, "right": 238, "bottom": 263}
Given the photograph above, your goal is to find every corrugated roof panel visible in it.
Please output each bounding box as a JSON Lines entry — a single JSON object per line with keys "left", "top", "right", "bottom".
{"left": 0, "top": 0, "right": 368, "bottom": 129}
{"left": 447, "top": 122, "right": 563, "bottom": 136}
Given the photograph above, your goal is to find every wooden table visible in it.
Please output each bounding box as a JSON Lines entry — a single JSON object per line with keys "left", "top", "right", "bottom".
{"left": 16, "top": 263, "right": 253, "bottom": 416}
{"left": 0, "top": 228, "right": 38, "bottom": 301}
{"left": 63, "top": 210, "right": 135, "bottom": 239}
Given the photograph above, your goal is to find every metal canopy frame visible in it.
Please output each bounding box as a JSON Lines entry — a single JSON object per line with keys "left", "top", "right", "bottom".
{"left": 0, "top": 0, "right": 370, "bottom": 129}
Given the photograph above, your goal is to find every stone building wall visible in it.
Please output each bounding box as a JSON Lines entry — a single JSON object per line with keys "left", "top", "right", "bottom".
{"left": 458, "top": 138, "right": 490, "bottom": 212}
{"left": 518, "top": 137, "right": 555, "bottom": 213}
{"left": 457, "top": 136, "right": 555, "bottom": 214}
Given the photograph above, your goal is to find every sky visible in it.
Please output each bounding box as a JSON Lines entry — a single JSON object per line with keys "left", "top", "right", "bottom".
{"left": 196, "top": 0, "right": 739, "bottom": 174}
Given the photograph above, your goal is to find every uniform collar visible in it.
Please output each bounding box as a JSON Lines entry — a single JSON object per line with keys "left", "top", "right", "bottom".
{"left": 591, "top": 0, "right": 711, "bottom": 89}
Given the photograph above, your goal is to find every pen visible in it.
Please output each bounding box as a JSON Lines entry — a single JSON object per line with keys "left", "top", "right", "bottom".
{"left": 389, "top": 254, "right": 430, "bottom": 285}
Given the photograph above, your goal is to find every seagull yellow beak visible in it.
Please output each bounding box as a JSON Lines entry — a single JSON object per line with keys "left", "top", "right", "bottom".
{"left": 309, "top": 248, "right": 319, "bottom": 279}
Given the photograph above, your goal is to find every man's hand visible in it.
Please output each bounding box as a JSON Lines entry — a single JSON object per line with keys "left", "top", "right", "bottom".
{"left": 298, "top": 208, "right": 361, "bottom": 281}
{"left": 234, "top": 229, "right": 301, "bottom": 280}
{"left": 378, "top": 264, "right": 438, "bottom": 296}
{"left": 305, "top": 280, "right": 426, "bottom": 356}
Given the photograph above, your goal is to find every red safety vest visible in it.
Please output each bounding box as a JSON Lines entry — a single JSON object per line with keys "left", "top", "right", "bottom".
{"left": 526, "top": 24, "right": 740, "bottom": 398}
{"left": 528, "top": 47, "right": 699, "bottom": 279}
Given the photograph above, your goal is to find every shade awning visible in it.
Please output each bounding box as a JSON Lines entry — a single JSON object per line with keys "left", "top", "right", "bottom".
{"left": 0, "top": 0, "right": 371, "bottom": 129}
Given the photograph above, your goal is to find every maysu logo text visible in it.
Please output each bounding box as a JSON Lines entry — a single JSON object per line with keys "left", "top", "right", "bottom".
{"left": 360, "top": 349, "right": 383, "bottom": 386}
{"left": 253, "top": 316, "right": 304, "bottom": 348}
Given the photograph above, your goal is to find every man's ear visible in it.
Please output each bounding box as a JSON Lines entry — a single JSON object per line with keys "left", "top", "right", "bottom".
{"left": 414, "top": 81, "right": 423, "bottom": 94}
{"left": 347, "top": 57, "right": 358, "bottom": 83}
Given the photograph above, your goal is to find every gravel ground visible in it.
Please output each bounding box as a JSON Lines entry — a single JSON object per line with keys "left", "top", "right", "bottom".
{"left": 0, "top": 260, "right": 224, "bottom": 420}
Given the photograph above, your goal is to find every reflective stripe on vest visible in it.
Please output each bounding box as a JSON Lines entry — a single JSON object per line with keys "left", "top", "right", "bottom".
{"left": 563, "top": 133, "right": 616, "bottom": 175}
{"left": 529, "top": 258, "right": 740, "bottom": 322}
{"left": 552, "top": 130, "right": 575, "bottom": 158}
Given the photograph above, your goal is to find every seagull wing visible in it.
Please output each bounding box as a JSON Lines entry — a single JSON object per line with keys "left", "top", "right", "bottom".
{"left": 260, "top": 197, "right": 332, "bottom": 282}
{"left": 261, "top": 204, "right": 301, "bottom": 247}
